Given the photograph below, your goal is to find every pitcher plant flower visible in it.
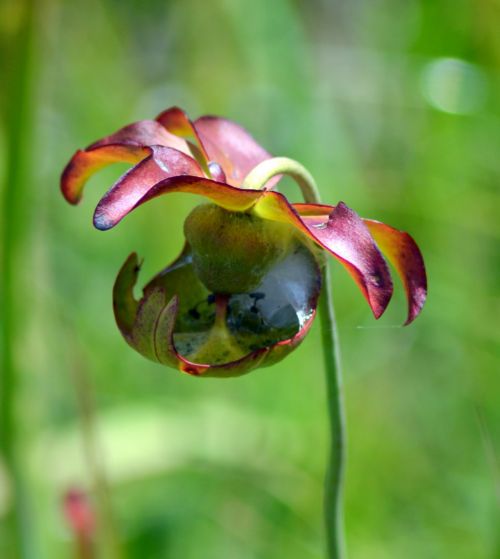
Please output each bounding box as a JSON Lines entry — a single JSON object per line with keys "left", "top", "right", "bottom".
{"left": 61, "top": 107, "right": 426, "bottom": 378}
{"left": 61, "top": 106, "right": 426, "bottom": 559}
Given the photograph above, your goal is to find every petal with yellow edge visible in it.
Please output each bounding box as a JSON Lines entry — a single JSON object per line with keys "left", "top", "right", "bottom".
{"left": 364, "top": 220, "right": 427, "bottom": 325}
{"left": 155, "top": 106, "right": 210, "bottom": 167}
{"left": 254, "top": 196, "right": 393, "bottom": 318}
{"left": 293, "top": 203, "right": 427, "bottom": 324}
{"left": 99, "top": 176, "right": 264, "bottom": 230}
{"left": 61, "top": 120, "right": 188, "bottom": 204}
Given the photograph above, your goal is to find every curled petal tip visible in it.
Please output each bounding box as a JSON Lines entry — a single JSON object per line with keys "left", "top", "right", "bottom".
{"left": 155, "top": 106, "right": 187, "bottom": 130}
{"left": 92, "top": 146, "right": 204, "bottom": 231}
{"left": 403, "top": 284, "right": 427, "bottom": 325}
{"left": 60, "top": 119, "right": 189, "bottom": 208}
{"left": 298, "top": 201, "right": 393, "bottom": 318}
{"left": 93, "top": 211, "right": 114, "bottom": 231}
{"left": 61, "top": 154, "right": 82, "bottom": 204}
{"left": 364, "top": 220, "right": 427, "bottom": 325}
{"left": 292, "top": 202, "right": 430, "bottom": 322}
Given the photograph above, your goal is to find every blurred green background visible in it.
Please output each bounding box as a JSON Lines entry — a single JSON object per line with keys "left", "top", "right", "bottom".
{"left": 1, "top": 0, "right": 499, "bottom": 557}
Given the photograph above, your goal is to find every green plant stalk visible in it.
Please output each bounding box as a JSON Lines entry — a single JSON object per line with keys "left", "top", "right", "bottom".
{"left": 318, "top": 267, "right": 346, "bottom": 559}
{"left": 0, "top": 1, "right": 38, "bottom": 557}
{"left": 243, "top": 157, "right": 347, "bottom": 558}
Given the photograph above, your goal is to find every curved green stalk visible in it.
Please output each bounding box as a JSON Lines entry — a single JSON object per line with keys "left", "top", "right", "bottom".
{"left": 243, "top": 157, "right": 347, "bottom": 558}
{"left": 242, "top": 156, "right": 321, "bottom": 203}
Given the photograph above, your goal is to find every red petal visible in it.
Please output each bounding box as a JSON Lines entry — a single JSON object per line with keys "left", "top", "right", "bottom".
{"left": 93, "top": 146, "right": 204, "bottom": 230}
{"left": 298, "top": 203, "right": 393, "bottom": 318}
{"left": 364, "top": 220, "right": 427, "bottom": 324}
{"left": 62, "top": 145, "right": 147, "bottom": 205}
{"left": 99, "top": 176, "right": 264, "bottom": 230}
{"left": 87, "top": 120, "right": 187, "bottom": 151}
{"left": 61, "top": 120, "right": 188, "bottom": 204}
{"left": 194, "top": 115, "right": 274, "bottom": 187}
{"left": 293, "top": 203, "right": 427, "bottom": 324}
{"left": 254, "top": 197, "right": 393, "bottom": 318}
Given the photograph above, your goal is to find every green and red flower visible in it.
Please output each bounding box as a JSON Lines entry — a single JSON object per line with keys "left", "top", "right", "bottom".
{"left": 61, "top": 107, "right": 426, "bottom": 377}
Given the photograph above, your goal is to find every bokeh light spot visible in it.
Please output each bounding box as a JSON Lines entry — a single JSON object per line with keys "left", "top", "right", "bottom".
{"left": 420, "top": 57, "right": 487, "bottom": 115}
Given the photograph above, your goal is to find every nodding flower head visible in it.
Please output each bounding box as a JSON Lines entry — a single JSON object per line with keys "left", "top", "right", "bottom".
{"left": 61, "top": 107, "right": 427, "bottom": 377}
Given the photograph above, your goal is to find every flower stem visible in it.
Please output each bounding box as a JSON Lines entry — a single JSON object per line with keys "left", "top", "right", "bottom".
{"left": 318, "top": 268, "right": 346, "bottom": 559}
{"left": 243, "top": 157, "right": 347, "bottom": 558}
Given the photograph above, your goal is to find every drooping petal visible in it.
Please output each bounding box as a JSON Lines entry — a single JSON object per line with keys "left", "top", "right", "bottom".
{"left": 93, "top": 146, "right": 204, "bottom": 230}
{"left": 293, "top": 203, "right": 427, "bottom": 323}
{"left": 62, "top": 145, "right": 147, "bottom": 205}
{"left": 299, "top": 204, "right": 393, "bottom": 318}
{"left": 124, "top": 177, "right": 306, "bottom": 228}
{"left": 364, "top": 220, "right": 427, "bottom": 324}
{"left": 97, "top": 176, "right": 264, "bottom": 230}
{"left": 86, "top": 120, "right": 188, "bottom": 151}
{"left": 255, "top": 198, "right": 393, "bottom": 318}
{"left": 61, "top": 120, "right": 189, "bottom": 204}
{"left": 194, "top": 115, "right": 275, "bottom": 187}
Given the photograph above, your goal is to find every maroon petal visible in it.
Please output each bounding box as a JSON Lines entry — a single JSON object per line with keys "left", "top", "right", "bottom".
{"left": 93, "top": 146, "right": 204, "bottom": 230}
{"left": 61, "top": 120, "right": 189, "bottom": 204}
{"left": 364, "top": 220, "right": 427, "bottom": 324}
{"left": 256, "top": 197, "right": 394, "bottom": 319}
{"left": 293, "top": 203, "right": 426, "bottom": 324}
{"left": 194, "top": 115, "right": 274, "bottom": 187}
{"left": 299, "top": 203, "right": 393, "bottom": 318}
{"left": 87, "top": 120, "right": 187, "bottom": 151}
{"left": 95, "top": 176, "right": 264, "bottom": 230}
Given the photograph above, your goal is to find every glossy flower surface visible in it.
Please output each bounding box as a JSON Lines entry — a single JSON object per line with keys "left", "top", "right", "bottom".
{"left": 61, "top": 107, "right": 427, "bottom": 376}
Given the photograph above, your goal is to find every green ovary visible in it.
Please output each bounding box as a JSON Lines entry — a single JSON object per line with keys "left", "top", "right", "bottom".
{"left": 184, "top": 203, "right": 294, "bottom": 294}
